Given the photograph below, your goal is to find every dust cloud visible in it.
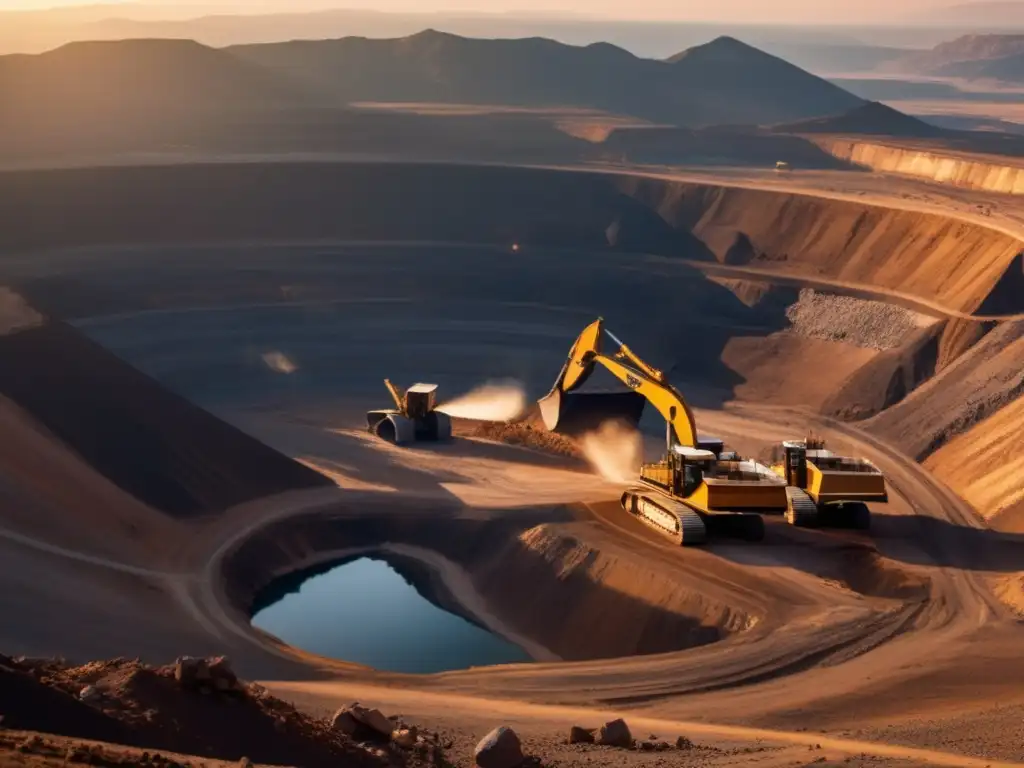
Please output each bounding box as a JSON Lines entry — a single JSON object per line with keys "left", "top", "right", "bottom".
{"left": 437, "top": 381, "right": 526, "bottom": 421}
{"left": 262, "top": 351, "right": 298, "bottom": 374}
{"left": 580, "top": 420, "right": 642, "bottom": 484}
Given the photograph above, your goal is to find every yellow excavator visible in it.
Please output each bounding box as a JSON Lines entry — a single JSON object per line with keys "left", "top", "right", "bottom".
{"left": 538, "top": 318, "right": 790, "bottom": 544}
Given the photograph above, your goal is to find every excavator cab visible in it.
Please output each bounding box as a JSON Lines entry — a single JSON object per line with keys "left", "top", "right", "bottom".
{"left": 783, "top": 440, "right": 808, "bottom": 487}
{"left": 674, "top": 446, "right": 716, "bottom": 497}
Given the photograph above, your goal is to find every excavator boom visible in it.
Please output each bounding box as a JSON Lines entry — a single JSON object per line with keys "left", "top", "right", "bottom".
{"left": 539, "top": 318, "right": 790, "bottom": 545}
{"left": 538, "top": 318, "right": 697, "bottom": 447}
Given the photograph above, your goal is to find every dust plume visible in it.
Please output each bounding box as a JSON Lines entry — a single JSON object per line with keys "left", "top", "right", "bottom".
{"left": 262, "top": 351, "right": 298, "bottom": 374}
{"left": 436, "top": 381, "right": 526, "bottom": 422}
{"left": 580, "top": 420, "right": 642, "bottom": 484}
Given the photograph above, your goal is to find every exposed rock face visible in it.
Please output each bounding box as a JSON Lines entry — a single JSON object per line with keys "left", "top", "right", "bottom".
{"left": 474, "top": 726, "right": 524, "bottom": 768}
{"left": 816, "top": 138, "right": 1024, "bottom": 196}
{"left": 341, "top": 704, "right": 394, "bottom": 738}
{"left": 330, "top": 709, "right": 359, "bottom": 736}
{"left": 173, "top": 657, "right": 204, "bottom": 689}
{"left": 173, "top": 656, "right": 240, "bottom": 695}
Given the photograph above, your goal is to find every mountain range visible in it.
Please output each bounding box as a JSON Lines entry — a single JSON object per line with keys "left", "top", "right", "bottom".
{"left": 890, "top": 33, "right": 1024, "bottom": 81}
{"left": 1, "top": 30, "right": 866, "bottom": 135}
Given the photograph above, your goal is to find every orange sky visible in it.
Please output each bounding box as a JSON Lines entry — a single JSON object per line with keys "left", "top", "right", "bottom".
{"left": 0, "top": 0, "right": 988, "bottom": 23}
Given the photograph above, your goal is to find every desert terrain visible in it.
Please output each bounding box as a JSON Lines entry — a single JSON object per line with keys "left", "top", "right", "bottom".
{"left": 0, "top": 153, "right": 1021, "bottom": 768}
{"left": 1, "top": 18, "right": 1024, "bottom": 768}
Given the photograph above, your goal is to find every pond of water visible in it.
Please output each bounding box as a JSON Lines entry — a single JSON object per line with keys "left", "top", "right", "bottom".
{"left": 252, "top": 557, "right": 531, "bottom": 673}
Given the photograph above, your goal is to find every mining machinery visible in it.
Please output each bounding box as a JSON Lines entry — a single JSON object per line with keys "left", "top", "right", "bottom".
{"left": 769, "top": 436, "right": 884, "bottom": 530}
{"left": 366, "top": 379, "right": 453, "bottom": 445}
{"left": 538, "top": 318, "right": 790, "bottom": 544}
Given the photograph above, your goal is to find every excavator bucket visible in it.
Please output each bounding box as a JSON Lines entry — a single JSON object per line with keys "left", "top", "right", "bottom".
{"left": 538, "top": 387, "right": 646, "bottom": 436}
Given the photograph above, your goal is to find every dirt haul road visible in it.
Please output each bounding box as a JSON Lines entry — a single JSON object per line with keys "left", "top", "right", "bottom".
{"left": 0, "top": 163, "right": 1023, "bottom": 765}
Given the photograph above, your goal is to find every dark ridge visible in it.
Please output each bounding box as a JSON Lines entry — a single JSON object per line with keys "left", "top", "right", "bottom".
{"left": 772, "top": 101, "right": 945, "bottom": 139}
{"left": 227, "top": 30, "right": 864, "bottom": 126}
{"left": 0, "top": 312, "right": 333, "bottom": 518}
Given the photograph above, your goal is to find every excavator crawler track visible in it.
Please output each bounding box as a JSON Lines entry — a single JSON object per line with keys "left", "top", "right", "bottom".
{"left": 785, "top": 487, "right": 819, "bottom": 528}
{"left": 621, "top": 489, "right": 707, "bottom": 546}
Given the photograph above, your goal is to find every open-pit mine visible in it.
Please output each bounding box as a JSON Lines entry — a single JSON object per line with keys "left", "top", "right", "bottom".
{"left": 1, "top": 160, "right": 1023, "bottom": 767}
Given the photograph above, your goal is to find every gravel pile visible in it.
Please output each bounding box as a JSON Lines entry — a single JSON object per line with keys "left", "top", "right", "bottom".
{"left": 785, "top": 289, "right": 931, "bottom": 351}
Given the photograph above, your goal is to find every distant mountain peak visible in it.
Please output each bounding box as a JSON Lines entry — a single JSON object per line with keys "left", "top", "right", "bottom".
{"left": 666, "top": 35, "right": 772, "bottom": 64}
{"left": 406, "top": 28, "right": 456, "bottom": 41}
{"left": 51, "top": 37, "right": 209, "bottom": 56}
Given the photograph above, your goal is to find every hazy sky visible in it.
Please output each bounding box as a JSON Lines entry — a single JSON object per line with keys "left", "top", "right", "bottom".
{"left": 0, "top": 0, "right": 989, "bottom": 23}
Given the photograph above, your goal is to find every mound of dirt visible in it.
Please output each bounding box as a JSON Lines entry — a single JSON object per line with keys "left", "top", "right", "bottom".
{"left": 0, "top": 310, "right": 333, "bottom": 518}
{"left": 784, "top": 288, "right": 932, "bottom": 351}
{"left": 456, "top": 417, "right": 581, "bottom": 459}
{"left": 0, "top": 655, "right": 429, "bottom": 768}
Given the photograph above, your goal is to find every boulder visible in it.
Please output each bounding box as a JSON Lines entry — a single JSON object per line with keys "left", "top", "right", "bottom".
{"left": 675, "top": 735, "right": 694, "bottom": 750}
{"left": 348, "top": 705, "right": 394, "bottom": 737}
{"left": 568, "top": 726, "right": 594, "bottom": 744}
{"left": 173, "top": 657, "right": 208, "bottom": 690}
{"left": 392, "top": 728, "right": 418, "bottom": 749}
{"left": 474, "top": 726, "right": 524, "bottom": 768}
{"left": 79, "top": 686, "right": 101, "bottom": 703}
{"left": 597, "top": 718, "right": 632, "bottom": 748}
{"left": 208, "top": 657, "right": 237, "bottom": 688}
{"left": 330, "top": 709, "right": 359, "bottom": 735}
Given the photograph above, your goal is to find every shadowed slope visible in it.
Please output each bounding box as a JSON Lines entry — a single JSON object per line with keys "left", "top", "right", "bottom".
{"left": 0, "top": 304, "right": 333, "bottom": 518}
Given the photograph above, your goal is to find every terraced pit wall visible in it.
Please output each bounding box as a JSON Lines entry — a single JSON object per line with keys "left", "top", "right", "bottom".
{"left": 2, "top": 162, "right": 1019, "bottom": 316}
{"left": 812, "top": 137, "right": 1024, "bottom": 195}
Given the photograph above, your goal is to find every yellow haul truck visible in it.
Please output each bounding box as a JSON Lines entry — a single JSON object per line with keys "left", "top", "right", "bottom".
{"left": 538, "top": 318, "right": 789, "bottom": 544}
{"left": 770, "top": 437, "right": 885, "bottom": 530}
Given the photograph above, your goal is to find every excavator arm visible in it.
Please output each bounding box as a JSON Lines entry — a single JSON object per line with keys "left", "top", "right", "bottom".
{"left": 538, "top": 318, "right": 698, "bottom": 447}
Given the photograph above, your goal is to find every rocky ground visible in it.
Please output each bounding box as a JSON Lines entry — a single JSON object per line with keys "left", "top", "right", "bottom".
{"left": 785, "top": 289, "right": 932, "bottom": 350}
{"left": 0, "top": 655, "right": 440, "bottom": 768}
{"left": 3, "top": 653, "right": 905, "bottom": 768}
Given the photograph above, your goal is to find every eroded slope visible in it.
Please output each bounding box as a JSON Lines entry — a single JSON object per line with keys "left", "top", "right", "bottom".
{"left": 616, "top": 177, "right": 1023, "bottom": 314}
